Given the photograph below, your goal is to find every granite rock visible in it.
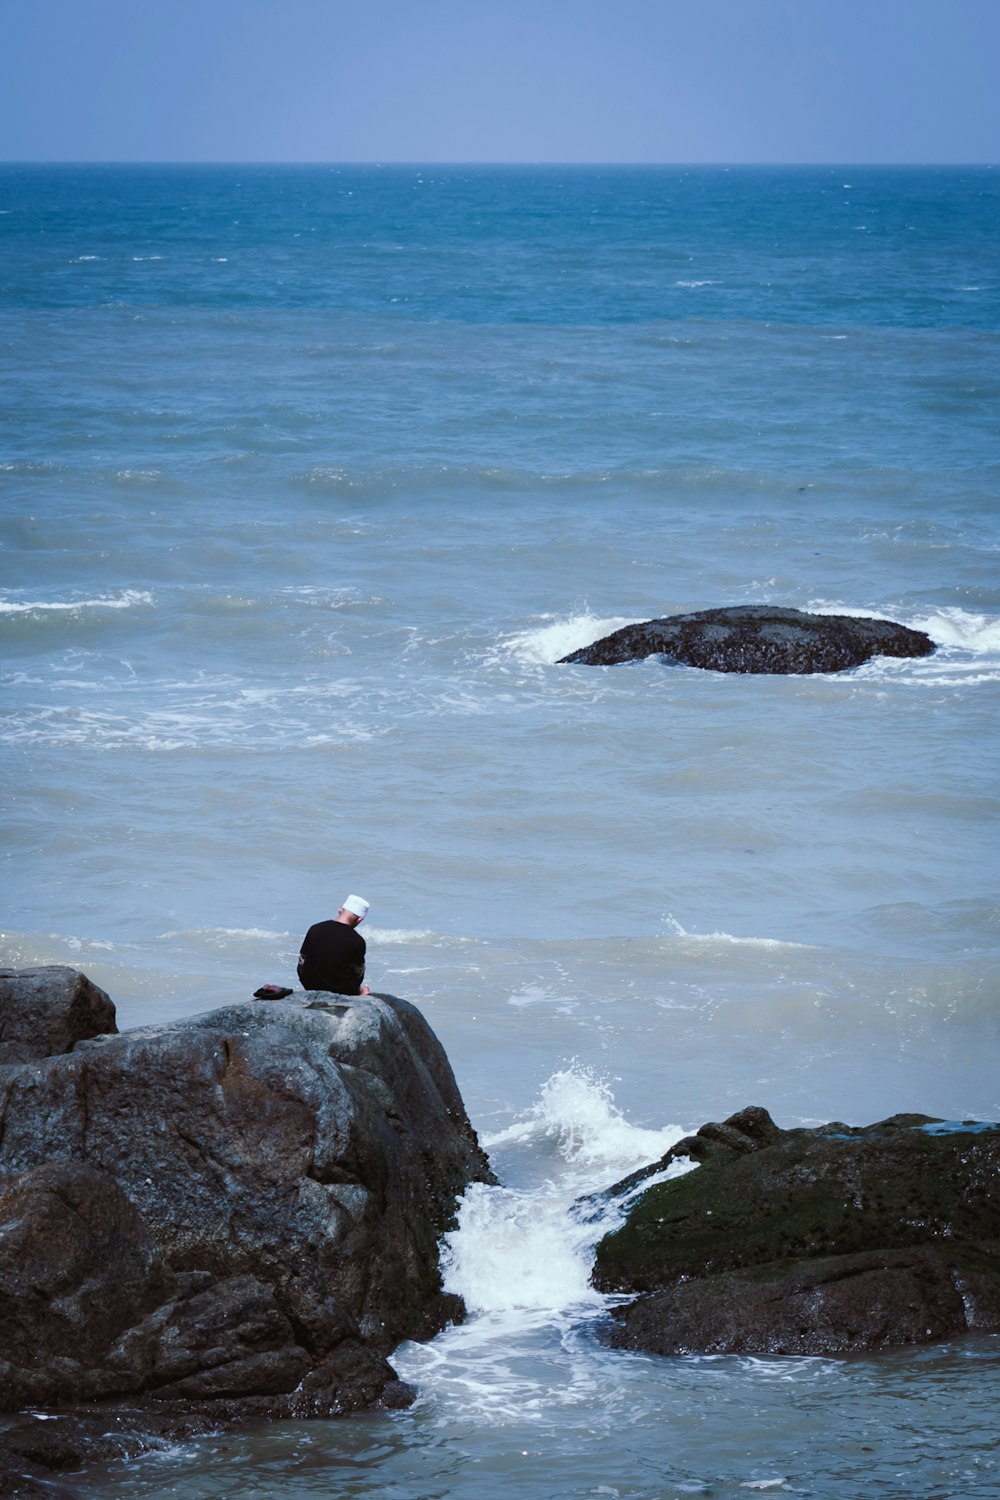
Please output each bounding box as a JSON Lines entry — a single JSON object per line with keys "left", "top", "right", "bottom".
{"left": 0, "top": 965, "right": 117, "bottom": 1065}
{"left": 0, "top": 975, "right": 493, "bottom": 1433}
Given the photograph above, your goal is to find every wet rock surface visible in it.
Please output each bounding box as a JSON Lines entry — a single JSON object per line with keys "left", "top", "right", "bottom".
{"left": 592, "top": 1107, "right": 1000, "bottom": 1356}
{"left": 0, "top": 972, "right": 492, "bottom": 1480}
{"left": 559, "top": 605, "right": 935, "bottom": 674}
{"left": 0, "top": 965, "right": 117, "bottom": 1065}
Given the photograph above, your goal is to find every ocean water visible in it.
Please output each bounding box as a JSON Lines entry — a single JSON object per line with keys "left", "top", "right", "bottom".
{"left": 1, "top": 163, "right": 999, "bottom": 1497}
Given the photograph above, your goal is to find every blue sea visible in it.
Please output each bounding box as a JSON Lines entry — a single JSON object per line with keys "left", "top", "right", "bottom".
{"left": 2, "top": 164, "right": 999, "bottom": 1497}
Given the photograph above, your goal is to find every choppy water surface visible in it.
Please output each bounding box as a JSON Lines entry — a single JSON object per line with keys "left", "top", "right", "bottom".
{"left": 2, "top": 165, "right": 998, "bottom": 1496}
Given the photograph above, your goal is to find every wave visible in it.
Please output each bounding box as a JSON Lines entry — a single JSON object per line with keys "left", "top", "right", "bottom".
{"left": 666, "top": 929, "right": 816, "bottom": 952}
{"left": 482, "top": 1064, "right": 687, "bottom": 1175}
{"left": 393, "top": 1068, "right": 695, "bottom": 1423}
{"left": 491, "top": 612, "right": 644, "bottom": 666}
{"left": 288, "top": 459, "right": 958, "bottom": 497}
{"left": 906, "top": 607, "right": 1000, "bottom": 653}
{"left": 0, "top": 699, "right": 386, "bottom": 751}
{"left": 808, "top": 600, "right": 1000, "bottom": 652}
{"left": 0, "top": 589, "right": 154, "bottom": 616}
{"left": 157, "top": 926, "right": 290, "bottom": 944}
{"left": 369, "top": 927, "right": 479, "bottom": 947}
{"left": 446, "top": 1066, "right": 690, "bottom": 1318}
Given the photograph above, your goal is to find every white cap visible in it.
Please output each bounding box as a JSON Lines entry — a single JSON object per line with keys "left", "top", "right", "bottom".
{"left": 342, "top": 894, "right": 369, "bottom": 919}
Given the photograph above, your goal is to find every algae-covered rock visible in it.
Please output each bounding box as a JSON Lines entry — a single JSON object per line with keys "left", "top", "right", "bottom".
{"left": 592, "top": 1108, "right": 1000, "bottom": 1355}
{"left": 559, "top": 606, "right": 935, "bottom": 674}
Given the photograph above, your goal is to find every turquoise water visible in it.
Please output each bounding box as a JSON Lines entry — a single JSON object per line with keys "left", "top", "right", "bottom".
{"left": 2, "top": 165, "right": 999, "bottom": 1496}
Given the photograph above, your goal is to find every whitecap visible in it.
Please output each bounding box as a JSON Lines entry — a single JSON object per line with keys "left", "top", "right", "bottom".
{"left": 808, "top": 600, "right": 1000, "bottom": 650}
{"left": 368, "top": 926, "right": 475, "bottom": 945}
{"left": 0, "top": 589, "right": 154, "bottom": 615}
{"left": 508, "top": 982, "right": 579, "bottom": 1012}
{"left": 678, "top": 929, "right": 815, "bottom": 950}
{"left": 483, "top": 1063, "right": 685, "bottom": 1174}
{"left": 493, "top": 612, "right": 645, "bottom": 667}
{"left": 905, "top": 606, "right": 1000, "bottom": 652}
{"left": 157, "top": 927, "right": 289, "bottom": 943}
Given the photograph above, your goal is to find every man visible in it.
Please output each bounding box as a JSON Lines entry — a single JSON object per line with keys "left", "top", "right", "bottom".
{"left": 297, "top": 894, "right": 371, "bottom": 996}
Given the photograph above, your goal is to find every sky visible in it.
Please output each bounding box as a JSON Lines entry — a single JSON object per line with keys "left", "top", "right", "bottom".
{"left": 2, "top": 0, "right": 998, "bottom": 164}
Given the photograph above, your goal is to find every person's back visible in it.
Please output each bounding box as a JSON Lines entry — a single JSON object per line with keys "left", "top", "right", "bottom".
{"left": 297, "top": 894, "right": 370, "bottom": 995}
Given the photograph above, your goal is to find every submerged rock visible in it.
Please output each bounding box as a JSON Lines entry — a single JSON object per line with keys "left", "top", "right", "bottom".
{"left": 592, "top": 1106, "right": 1000, "bottom": 1356}
{"left": 558, "top": 605, "right": 935, "bottom": 674}
{"left": 0, "top": 973, "right": 492, "bottom": 1446}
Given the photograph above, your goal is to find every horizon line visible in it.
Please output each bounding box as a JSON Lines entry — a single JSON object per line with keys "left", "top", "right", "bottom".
{"left": 0, "top": 158, "right": 996, "bottom": 170}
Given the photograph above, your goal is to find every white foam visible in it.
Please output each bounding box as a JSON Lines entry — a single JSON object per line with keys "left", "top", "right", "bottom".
{"left": 441, "top": 1178, "right": 604, "bottom": 1314}
{"left": 496, "top": 613, "right": 644, "bottom": 667}
{"left": 157, "top": 926, "right": 289, "bottom": 944}
{"left": 483, "top": 1064, "right": 685, "bottom": 1175}
{"left": 368, "top": 926, "right": 475, "bottom": 946}
{"left": 445, "top": 1070, "right": 689, "bottom": 1324}
{"left": 679, "top": 930, "right": 814, "bottom": 951}
{"left": 806, "top": 600, "right": 1000, "bottom": 650}
{"left": 661, "top": 912, "right": 812, "bottom": 950}
{"left": 508, "top": 982, "right": 579, "bottom": 1012}
{"left": 0, "top": 589, "right": 154, "bottom": 615}
{"left": 803, "top": 601, "right": 1000, "bottom": 685}
{"left": 905, "top": 607, "right": 1000, "bottom": 652}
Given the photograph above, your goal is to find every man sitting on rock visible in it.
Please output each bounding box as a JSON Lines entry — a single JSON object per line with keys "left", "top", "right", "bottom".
{"left": 297, "top": 894, "right": 371, "bottom": 996}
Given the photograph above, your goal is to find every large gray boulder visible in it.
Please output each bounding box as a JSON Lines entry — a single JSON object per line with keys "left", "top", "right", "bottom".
{"left": 559, "top": 605, "right": 935, "bottom": 674}
{"left": 0, "top": 976, "right": 492, "bottom": 1426}
{"left": 592, "top": 1106, "right": 1000, "bottom": 1356}
{"left": 0, "top": 966, "right": 117, "bottom": 1064}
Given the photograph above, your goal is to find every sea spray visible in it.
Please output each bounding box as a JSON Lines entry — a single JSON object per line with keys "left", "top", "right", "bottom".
{"left": 393, "top": 1067, "right": 694, "bottom": 1420}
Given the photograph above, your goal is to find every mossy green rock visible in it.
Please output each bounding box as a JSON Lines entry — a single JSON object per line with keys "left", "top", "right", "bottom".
{"left": 592, "top": 1106, "right": 1000, "bottom": 1355}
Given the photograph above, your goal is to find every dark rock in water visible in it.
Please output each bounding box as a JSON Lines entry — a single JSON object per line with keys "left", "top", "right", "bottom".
{"left": 0, "top": 971, "right": 493, "bottom": 1463}
{"left": 0, "top": 965, "right": 117, "bottom": 1065}
{"left": 0, "top": 1401, "right": 267, "bottom": 1495}
{"left": 558, "top": 605, "right": 935, "bottom": 674}
{"left": 592, "top": 1107, "right": 1000, "bottom": 1356}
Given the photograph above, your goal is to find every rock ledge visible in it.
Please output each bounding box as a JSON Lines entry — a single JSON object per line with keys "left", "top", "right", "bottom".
{"left": 592, "top": 1106, "right": 1000, "bottom": 1356}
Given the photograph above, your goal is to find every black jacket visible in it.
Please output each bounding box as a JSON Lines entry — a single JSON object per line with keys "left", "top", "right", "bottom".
{"left": 297, "top": 920, "right": 366, "bottom": 995}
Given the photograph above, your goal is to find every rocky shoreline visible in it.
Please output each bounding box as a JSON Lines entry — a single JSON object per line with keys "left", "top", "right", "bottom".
{"left": 2, "top": 968, "right": 997, "bottom": 1493}
{"left": 0, "top": 967, "right": 493, "bottom": 1493}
